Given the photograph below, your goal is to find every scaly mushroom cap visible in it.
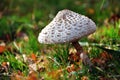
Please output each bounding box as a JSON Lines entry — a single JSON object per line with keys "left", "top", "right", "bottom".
{"left": 38, "top": 9, "right": 96, "bottom": 44}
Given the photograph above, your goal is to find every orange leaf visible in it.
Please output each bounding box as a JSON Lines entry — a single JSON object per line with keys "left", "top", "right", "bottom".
{"left": 68, "top": 52, "right": 80, "bottom": 62}
{"left": 1, "top": 62, "right": 7, "bottom": 67}
{"left": 11, "top": 73, "right": 24, "bottom": 80}
{"left": 48, "top": 69, "right": 63, "bottom": 79}
{"left": 30, "top": 53, "right": 37, "bottom": 61}
{"left": 66, "top": 64, "right": 75, "bottom": 73}
{"left": 87, "top": 8, "right": 95, "bottom": 14}
{"left": 17, "top": 70, "right": 23, "bottom": 76}
{"left": 27, "top": 71, "right": 38, "bottom": 80}
{"left": 12, "top": 75, "right": 22, "bottom": 80}
{"left": 81, "top": 76, "right": 88, "bottom": 80}
{"left": 0, "top": 46, "right": 5, "bottom": 53}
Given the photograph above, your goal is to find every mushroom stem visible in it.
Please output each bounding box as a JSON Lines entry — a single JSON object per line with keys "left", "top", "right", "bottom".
{"left": 72, "top": 41, "right": 93, "bottom": 67}
{"left": 72, "top": 41, "right": 83, "bottom": 53}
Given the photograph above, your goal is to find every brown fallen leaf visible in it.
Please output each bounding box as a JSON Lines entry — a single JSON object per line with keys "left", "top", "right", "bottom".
{"left": 17, "top": 70, "right": 23, "bottom": 76}
{"left": 1, "top": 62, "right": 9, "bottom": 72}
{"left": 81, "top": 76, "right": 89, "bottom": 80}
{"left": 100, "top": 52, "right": 112, "bottom": 60}
{"left": 66, "top": 64, "right": 81, "bottom": 73}
{"left": 108, "top": 14, "right": 120, "bottom": 23}
{"left": 48, "top": 69, "right": 63, "bottom": 79}
{"left": 92, "top": 58, "right": 105, "bottom": 65}
{"left": 27, "top": 71, "right": 38, "bottom": 80}
{"left": 68, "top": 52, "right": 80, "bottom": 62}
{"left": 66, "top": 64, "right": 75, "bottom": 73}
{"left": 11, "top": 72, "right": 25, "bottom": 80}
{"left": 92, "top": 52, "right": 112, "bottom": 67}
{"left": 99, "top": 76, "right": 108, "bottom": 80}
{"left": 87, "top": 8, "right": 95, "bottom": 15}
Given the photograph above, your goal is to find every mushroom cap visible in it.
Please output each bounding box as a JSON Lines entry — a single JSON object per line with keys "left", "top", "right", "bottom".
{"left": 38, "top": 9, "right": 96, "bottom": 44}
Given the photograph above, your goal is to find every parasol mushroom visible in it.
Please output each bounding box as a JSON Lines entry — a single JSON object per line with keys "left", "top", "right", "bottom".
{"left": 38, "top": 9, "right": 96, "bottom": 66}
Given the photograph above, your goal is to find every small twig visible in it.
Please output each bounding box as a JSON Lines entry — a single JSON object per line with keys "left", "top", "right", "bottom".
{"left": 47, "top": 56, "right": 60, "bottom": 66}
{"left": 0, "top": 73, "right": 11, "bottom": 76}
{"left": 13, "top": 41, "right": 22, "bottom": 53}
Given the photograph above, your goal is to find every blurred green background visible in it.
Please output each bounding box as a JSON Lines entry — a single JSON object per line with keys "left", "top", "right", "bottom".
{"left": 1, "top": 0, "right": 120, "bottom": 22}
{"left": 0, "top": 0, "right": 120, "bottom": 41}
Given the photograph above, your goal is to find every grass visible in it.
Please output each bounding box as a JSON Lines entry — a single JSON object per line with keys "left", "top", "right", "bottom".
{"left": 42, "top": 21, "right": 120, "bottom": 80}
{"left": 0, "top": 20, "right": 120, "bottom": 80}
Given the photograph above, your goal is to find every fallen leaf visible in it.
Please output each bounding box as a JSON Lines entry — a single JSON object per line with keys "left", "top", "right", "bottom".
{"left": 27, "top": 71, "right": 38, "bottom": 80}
{"left": 0, "top": 46, "right": 5, "bottom": 53}
{"left": 92, "top": 58, "right": 105, "bottom": 65}
{"left": 87, "top": 8, "right": 95, "bottom": 14}
{"left": 66, "top": 64, "right": 81, "bottom": 73}
{"left": 17, "top": 70, "right": 23, "bottom": 76}
{"left": 66, "top": 64, "right": 75, "bottom": 73}
{"left": 22, "top": 54, "right": 27, "bottom": 62}
{"left": 68, "top": 52, "right": 80, "bottom": 62}
{"left": 69, "top": 48, "right": 77, "bottom": 54}
{"left": 1, "top": 62, "right": 9, "bottom": 72}
{"left": 99, "top": 76, "right": 108, "bottom": 80}
{"left": 81, "top": 76, "right": 88, "bottom": 80}
{"left": 29, "top": 63, "right": 37, "bottom": 71}
{"left": 30, "top": 53, "right": 37, "bottom": 62}
{"left": 0, "top": 42, "right": 6, "bottom": 53}
{"left": 11, "top": 72, "right": 25, "bottom": 80}
{"left": 108, "top": 14, "right": 120, "bottom": 24}
{"left": 2, "top": 62, "right": 7, "bottom": 66}
{"left": 48, "top": 69, "right": 63, "bottom": 79}
{"left": 100, "top": 52, "right": 112, "bottom": 60}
